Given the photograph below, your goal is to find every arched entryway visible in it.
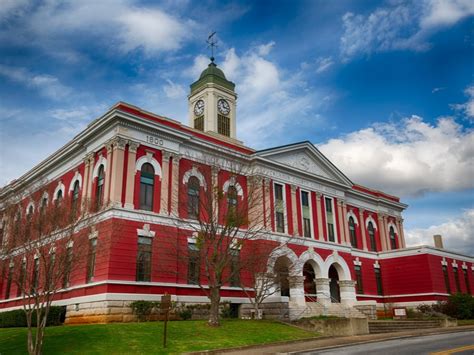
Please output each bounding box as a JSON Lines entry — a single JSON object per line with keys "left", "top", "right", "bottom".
{"left": 274, "top": 256, "right": 291, "bottom": 297}
{"left": 328, "top": 265, "right": 341, "bottom": 303}
{"left": 303, "top": 262, "right": 317, "bottom": 298}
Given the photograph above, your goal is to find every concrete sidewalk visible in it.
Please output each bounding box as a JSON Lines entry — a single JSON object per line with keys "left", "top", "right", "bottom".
{"left": 189, "top": 325, "right": 474, "bottom": 355}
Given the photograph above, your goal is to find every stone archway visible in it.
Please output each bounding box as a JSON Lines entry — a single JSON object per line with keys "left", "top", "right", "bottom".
{"left": 303, "top": 262, "right": 316, "bottom": 296}
{"left": 328, "top": 265, "right": 341, "bottom": 303}
{"left": 323, "top": 253, "right": 357, "bottom": 306}
{"left": 274, "top": 256, "right": 291, "bottom": 297}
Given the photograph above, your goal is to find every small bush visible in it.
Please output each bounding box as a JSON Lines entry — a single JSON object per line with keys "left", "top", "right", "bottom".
{"left": 0, "top": 306, "right": 66, "bottom": 328}
{"left": 417, "top": 294, "right": 474, "bottom": 320}
{"left": 130, "top": 301, "right": 157, "bottom": 322}
{"left": 177, "top": 308, "right": 192, "bottom": 320}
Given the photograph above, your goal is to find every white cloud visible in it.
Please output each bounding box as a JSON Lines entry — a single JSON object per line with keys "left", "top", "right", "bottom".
{"left": 340, "top": 0, "right": 474, "bottom": 59}
{"left": 318, "top": 116, "right": 474, "bottom": 197}
{"left": 315, "top": 56, "right": 334, "bottom": 74}
{"left": 118, "top": 8, "right": 192, "bottom": 54}
{"left": 452, "top": 85, "right": 474, "bottom": 121}
{"left": 0, "top": 65, "right": 72, "bottom": 100}
{"left": 4, "top": 0, "right": 194, "bottom": 56}
{"left": 257, "top": 41, "right": 276, "bottom": 56}
{"left": 185, "top": 54, "right": 210, "bottom": 79}
{"left": 405, "top": 209, "right": 474, "bottom": 255}
{"left": 163, "top": 79, "right": 185, "bottom": 99}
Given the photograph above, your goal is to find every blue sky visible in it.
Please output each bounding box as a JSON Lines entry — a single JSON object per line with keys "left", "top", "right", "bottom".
{"left": 0, "top": 0, "right": 473, "bottom": 254}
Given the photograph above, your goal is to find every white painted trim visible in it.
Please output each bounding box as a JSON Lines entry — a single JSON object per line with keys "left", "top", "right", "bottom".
{"left": 365, "top": 215, "right": 378, "bottom": 230}
{"left": 52, "top": 182, "right": 65, "bottom": 201}
{"left": 323, "top": 250, "right": 351, "bottom": 280}
{"left": 135, "top": 153, "right": 162, "bottom": 177}
{"left": 26, "top": 201, "right": 35, "bottom": 215}
{"left": 40, "top": 191, "right": 49, "bottom": 207}
{"left": 387, "top": 221, "right": 398, "bottom": 235}
{"left": 137, "top": 223, "right": 155, "bottom": 238}
{"left": 68, "top": 171, "right": 83, "bottom": 192}
{"left": 222, "top": 176, "right": 243, "bottom": 196}
{"left": 347, "top": 209, "right": 359, "bottom": 225}
{"left": 267, "top": 244, "right": 299, "bottom": 276}
{"left": 182, "top": 166, "right": 207, "bottom": 190}
{"left": 373, "top": 260, "right": 380, "bottom": 269}
{"left": 353, "top": 257, "right": 362, "bottom": 266}
{"left": 297, "top": 247, "right": 324, "bottom": 277}
{"left": 92, "top": 156, "right": 107, "bottom": 178}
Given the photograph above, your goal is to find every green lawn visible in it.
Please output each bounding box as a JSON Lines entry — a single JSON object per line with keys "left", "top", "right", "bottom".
{"left": 0, "top": 320, "right": 317, "bottom": 354}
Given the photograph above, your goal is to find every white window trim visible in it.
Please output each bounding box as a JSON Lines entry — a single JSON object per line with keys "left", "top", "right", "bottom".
{"left": 300, "top": 189, "right": 314, "bottom": 239}
{"left": 26, "top": 201, "right": 35, "bottom": 215}
{"left": 137, "top": 223, "right": 155, "bottom": 238}
{"left": 69, "top": 171, "right": 83, "bottom": 192}
{"left": 53, "top": 182, "right": 66, "bottom": 201}
{"left": 182, "top": 166, "right": 207, "bottom": 191}
{"left": 222, "top": 177, "right": 243, "bottom": 197}
{"left": 387, "top": 221, "right": 398, "bottom": 235}
{"left": 324, "top": 196, "right": 338, "bottom": 243}
{"left": 92, "top": 156, "right": 107, "bottom": 179}
{"left": 273, "top": 181, "right": 287, "bottom": 234}
{"left": 347, "top": 209, "right": 359, "bottom": 225}
{"left": 366, "top": 215, "right": 378, "bottom": 230}
{"left": 135, "top": 152, "right": 162, "bottom": 178}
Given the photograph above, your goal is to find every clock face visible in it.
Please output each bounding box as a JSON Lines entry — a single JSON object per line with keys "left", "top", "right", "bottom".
{"left": 217, "top": 98, "right": 230, "bottom": 115}
{"left": 194, "top": 100, "right": 205, "bottom": 116}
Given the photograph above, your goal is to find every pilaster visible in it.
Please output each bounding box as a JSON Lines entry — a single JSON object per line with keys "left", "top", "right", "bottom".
{"left": 170, "top": 154, "right": 181, "bottom": 217}
{"left": 378, "top": 215, "right": 387, "bottom": 251}
{"left": 337, "top": 200, "right": 346, "bottom": 245}
{"left": 315, "top": 193, "right": 324, "bottom": 241}
{"left": 109, "top": 137, "right": 127, "bottom": 207}
{"left": 264, "top": 178, "right": 272, "bottom": 231}
{"left": 248, "top": 176, "right": 264, "bottom": 229}
{"left": 342, "top": 202, "right": 350, "bottom": 246}
{"left": 103, "top": 143, "right": 113, "bottom": 206}
{"left": 159, "top": 151, "right": 171, "bottom": 215}
{"left": 83, "top": 153, "right": 94, "bottom": 201}
{"left": 397, "top": 218, "right": 406, "bottom": 248}
{"left": 124, "top": 141, "right": 139, "bottom": 209}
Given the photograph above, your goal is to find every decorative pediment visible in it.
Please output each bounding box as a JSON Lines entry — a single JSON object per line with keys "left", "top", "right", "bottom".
{"left": 255, "top": 141, "right": 352, "bottom": 186}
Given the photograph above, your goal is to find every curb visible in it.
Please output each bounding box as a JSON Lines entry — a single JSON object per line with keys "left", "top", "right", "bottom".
{"left": 187, "top": 325, "right": 474, "bottom": 354}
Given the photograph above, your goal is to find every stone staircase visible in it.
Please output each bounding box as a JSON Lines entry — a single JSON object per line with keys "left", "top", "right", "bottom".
{"left": 368, "top": 320, "right": 443, "bottom": 334}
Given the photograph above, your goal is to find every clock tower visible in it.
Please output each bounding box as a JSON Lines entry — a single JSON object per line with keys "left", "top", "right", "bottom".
{"left": 188, "top": 58, "right": 237, "bottom": 139}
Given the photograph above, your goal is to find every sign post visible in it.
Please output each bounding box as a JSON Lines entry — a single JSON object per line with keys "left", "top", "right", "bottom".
{"left": 161, "top": 294, "right": 171, "bottom": 348}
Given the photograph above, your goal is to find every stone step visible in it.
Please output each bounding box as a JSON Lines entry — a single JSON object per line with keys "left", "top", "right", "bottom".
{"left": 368, "top": 320, "right": 442, "bottom": 334}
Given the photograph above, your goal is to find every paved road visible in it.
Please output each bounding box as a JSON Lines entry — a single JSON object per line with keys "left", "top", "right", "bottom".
{"left": 293, "top": 331, "right": 474, "bottom": 355}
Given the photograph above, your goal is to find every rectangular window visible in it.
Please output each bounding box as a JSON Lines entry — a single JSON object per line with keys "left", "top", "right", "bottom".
{"left": 355, "top": 265, "right": 363, "bottom": 294}
{"left": 301, "top": 191, "right": 312, "bottom": 238}
{"left": 136, "top": 236, "right": 152, "bottom": 282}
{"left": 230, "top": 249, "right": 240, "bottom": 287}
{"left": 375, "top": 268, "right": 383, "bottom": 296}
{"left": 218, "top": 114, "right": 230, "bottom": 136}
{"left": 325, "top": 197, "right": 336, "bottom": 242}
{"left": 274, "top": 183, "right": 285, "bottom": 233}
{"left": 188, "top": 243, "right": 200, "bottom": 285}
{"left": 139, "top": 179, "right": 154, "bottom": 211}
{"left": 5, "top": 264, "right": 13, "bottom": 299}
{"left": 31, "top": 257, "right": 39, "bottom": 293}
{"left": 194, "top": 116, "right": 204, "bottom": 131}
{"left": 464, "top": 269, "right": 471, "bottom": 295}
{"left": 453, "top": 267, "right": 461, "bottom": 293}
{"left": 63, "top": 246, "right": 73, "bottom": 288}
{"left": 87, "top": 238, "right": 97, "bottom": 283}
{"left": 443, "top": 265, "right": 451, "bottom": 294}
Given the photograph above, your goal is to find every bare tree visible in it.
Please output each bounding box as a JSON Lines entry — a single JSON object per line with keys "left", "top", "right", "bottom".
{"left": 0, "top": 187, "right": 95, "bottom": 355}
{"left": 172, "top": 159, "right": 272, "bottom": 326}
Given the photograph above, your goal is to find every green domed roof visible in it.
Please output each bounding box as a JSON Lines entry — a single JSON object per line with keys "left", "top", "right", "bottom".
{"left": 199, "top": 62, "right": 227, "bottom": 80}
{"left": 190, "top": 59, "right": 235, "bottom": 94}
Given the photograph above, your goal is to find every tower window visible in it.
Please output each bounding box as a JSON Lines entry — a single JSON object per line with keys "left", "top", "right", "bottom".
{"left": 194, "top": 116, "right": 204, "bottom": 131}
{"left": 218, "top": 114, "right": 230, "bottom": 137}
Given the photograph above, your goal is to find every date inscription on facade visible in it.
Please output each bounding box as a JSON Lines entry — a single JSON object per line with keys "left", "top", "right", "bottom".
{"left": 146, "top": 135, "right": 164, "bottom": 146}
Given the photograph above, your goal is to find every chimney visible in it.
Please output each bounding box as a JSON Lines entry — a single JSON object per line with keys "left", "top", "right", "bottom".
{"left": 433, "top": 234, "right": 444, "bottom": 249}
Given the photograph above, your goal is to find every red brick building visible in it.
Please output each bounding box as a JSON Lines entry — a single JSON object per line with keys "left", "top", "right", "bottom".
{"left": 1, "top": 60, "right": 472, "bottom": 322}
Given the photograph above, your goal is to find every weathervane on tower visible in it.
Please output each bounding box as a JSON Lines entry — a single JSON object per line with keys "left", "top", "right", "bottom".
{"left": 206, "top": 31, "right": 218, "bottom": 63}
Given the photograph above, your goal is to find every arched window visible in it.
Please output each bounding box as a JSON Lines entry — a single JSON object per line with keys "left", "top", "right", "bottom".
{"left": 187, "top": 176, "right": 200, "bottom": 219}
{"left": 55, "top": 189, "right": 63, "bottom": 205}
{"left": 96, "top": 165, "right": 105, "bottom": 208}
{"left": 227, "top": 186, "right": 238, "bottom": 212}
{"left": 27, "top": 205, "right": 34, "bottom": 218}
{"left": 139, "top": 163, "right": 155, "bottom": 211}
{"left": 368, "top": 222, "right": 376, "bottom": 251}
{"left": 72, "top": 180, "right": 80, "bottom": 204}
{"left": 349, "top": 217, "right": 357, "bottom": 248}
{"left": 389, "top": 226, "right": 397, "bottom": 249}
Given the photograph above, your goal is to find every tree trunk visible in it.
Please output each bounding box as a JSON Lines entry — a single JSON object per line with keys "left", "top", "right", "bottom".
{"left": 208, "top": 286, "right": 221, "bottom": 327}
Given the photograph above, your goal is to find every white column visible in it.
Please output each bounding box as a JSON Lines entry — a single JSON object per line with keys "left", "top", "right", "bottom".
{"left": 160, "top": 151, "right": 171, "bottom": 215}
{"left": 339, "top": 280, "right": 357, "bottom": 306}
{"left": 103, "top": 142, "right": 113, "bottom": 206}
{"left": 315, "top": 278, "right": 331, "bottom": 307}
{"left": 359, "top": 209, "right": 368, "bottom": 251}
{"left": 288, "top": 275, "right": 306, "bottom": 307}
{"left": 109, "top": 137, "right": 127, "bottom": 207}
{"left": 378, "top": 215, "right": 387, "bottom": 251}
{"left": 124, "top": 141, "right": 138, "bottom": 209}
{"left": 85, "top": 153, "right": 95, "bottom": 202}
{"left": 264, "top": 178, "right": 272, "bottom": 231}
{"left": 315, "top": 193, "right": 324, "bottom": 241}
{"left": 337, "top": 201, "right": 346, "bottom": 245}
{"left": 397, "top": 218, "right": 406, "bottom": 248}
{"left": 342, "top": 202, "right": 350, "bottom": 246}
{"left": 170, "top": 154, "right": 181, "bottom": 217}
